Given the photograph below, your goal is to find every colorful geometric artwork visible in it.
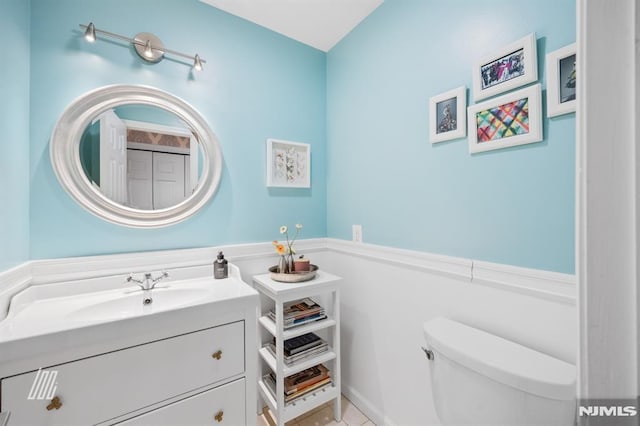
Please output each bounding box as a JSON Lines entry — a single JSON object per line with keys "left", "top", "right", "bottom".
{"left": 475, "top": 97, "right": 529, "bottom": 143}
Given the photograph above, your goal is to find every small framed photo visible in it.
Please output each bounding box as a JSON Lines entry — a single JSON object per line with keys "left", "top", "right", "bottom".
{"left": 429, "top": 86, "right": 466, "bottom": 144}
{"left": 472, "top": 33, "right": 538, "bottom": 102}
{"left": 546, "top": 43, "right": 576, "bottom": 117}
{"left": 266, "top": 139, "right": 311, "bottom": 188}
{"left": 468, "top": 83, "right": 543, "bottom": 154}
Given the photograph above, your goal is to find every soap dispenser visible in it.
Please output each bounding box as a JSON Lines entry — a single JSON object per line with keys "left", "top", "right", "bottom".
{"left": 214, "top": 251, "right": 228, "bottom": 279}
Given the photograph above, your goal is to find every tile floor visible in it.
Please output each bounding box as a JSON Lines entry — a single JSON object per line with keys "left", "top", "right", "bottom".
{"left": 258, "top": 394, "right": 374, "bottom": 426}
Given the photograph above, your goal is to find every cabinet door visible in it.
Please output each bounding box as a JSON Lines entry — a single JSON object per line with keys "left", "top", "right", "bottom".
{"left": 1, "top": 321, "right": 244, "bottom": 426}
{"left": 117, "top": 378, "right": 245, "bottom": 426}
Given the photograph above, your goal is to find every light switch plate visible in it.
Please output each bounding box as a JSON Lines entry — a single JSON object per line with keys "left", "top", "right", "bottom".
{"left": 352, "top": 225, "right": 363, "bottom": 243}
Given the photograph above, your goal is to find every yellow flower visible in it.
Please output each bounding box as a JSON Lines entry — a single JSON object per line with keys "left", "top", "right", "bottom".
{"left": 272, "top": 240, "right": 286, "bottom": 255}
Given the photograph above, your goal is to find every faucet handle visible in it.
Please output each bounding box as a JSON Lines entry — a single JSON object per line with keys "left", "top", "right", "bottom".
{"left": 125, "top": 273, "right": 146, "bottom": 291}
{"left": 149, "top": 270, "right": 170, "bottom": 288}
{"left": 126, "top": 273, "right": 142, "bottom": 284}
{"left": 153, "top": 270, "right": 169, "bottom": 281}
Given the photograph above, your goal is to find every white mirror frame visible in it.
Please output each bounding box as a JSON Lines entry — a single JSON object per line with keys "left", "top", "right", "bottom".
{"left": 50, "top": 84, "right": 222, "bottom": 228}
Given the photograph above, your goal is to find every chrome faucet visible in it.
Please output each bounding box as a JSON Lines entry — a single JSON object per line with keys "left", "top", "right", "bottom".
{"left": 126, "top": 271, "right": 170, "bottom": 291}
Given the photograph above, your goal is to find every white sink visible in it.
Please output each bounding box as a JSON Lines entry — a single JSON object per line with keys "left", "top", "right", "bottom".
{"left": 0, "top": 274, "right": 255, "bottom": 342}
{"left": 68, "top": 286, "right": 212, "bottom": 322}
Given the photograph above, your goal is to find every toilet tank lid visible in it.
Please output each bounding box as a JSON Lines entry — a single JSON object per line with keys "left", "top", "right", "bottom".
{"left": 423, "top": 317, "right": 576, "bottom": 401}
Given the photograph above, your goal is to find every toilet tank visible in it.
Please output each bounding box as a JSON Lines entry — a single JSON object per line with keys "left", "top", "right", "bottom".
{"left": 423, "top": 317, "right": 576, "bottom": 426}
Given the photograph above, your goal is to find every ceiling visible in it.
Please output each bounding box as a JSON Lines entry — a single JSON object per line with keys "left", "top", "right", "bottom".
{"left": 199, "top": 0, "right": 384, "bottom": 52}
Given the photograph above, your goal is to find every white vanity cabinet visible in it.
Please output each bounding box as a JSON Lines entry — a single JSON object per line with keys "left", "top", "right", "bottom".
{"left": 1, "top": 322, "right": 245, "bottom": 425}
{"left": 118, "top": 378, "right": 245, "bottom": 426}
{"left": 0, "top": 273, "right": 258, "bottom": 426}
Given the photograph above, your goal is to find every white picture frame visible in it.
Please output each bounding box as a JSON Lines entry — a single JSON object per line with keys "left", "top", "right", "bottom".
{"left": 472, "top": 33, "right": 538, "bottom": 102}
{"left": 429, "top": 86, "right": 467, "bottom": 144}
{"left": 266, "top": 139, "right": 311, "bottom": 188}
{"left": 546, "top": 43, "right": 576, "bottom": 118}
{"left": 468, "top": 84, "right": 543, "bottom": 154}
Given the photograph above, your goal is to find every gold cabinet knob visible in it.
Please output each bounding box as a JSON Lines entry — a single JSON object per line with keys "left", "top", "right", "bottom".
{"left": 214, "top": 410, "right": 224, "bottom": 422}
{"left": 211, "top": 350, "right": 222, "bottom": 360}
{"left": 46, "top": 396, "right": 62, "bottom": 411}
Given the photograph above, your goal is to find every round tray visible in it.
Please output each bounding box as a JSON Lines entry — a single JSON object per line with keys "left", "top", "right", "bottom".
{"left": 268, "top": 264, "right": 318, "bottom": 283}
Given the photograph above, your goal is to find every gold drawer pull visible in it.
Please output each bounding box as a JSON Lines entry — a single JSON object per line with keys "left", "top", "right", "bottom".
{"left": 211, "top": 350, "right": 222, "bottom": 360}
{"left": 46, "top": 396, "right": 62, "bottom": 411}
{"left": 214, "top": 410, "right": 224, "bottom": 422}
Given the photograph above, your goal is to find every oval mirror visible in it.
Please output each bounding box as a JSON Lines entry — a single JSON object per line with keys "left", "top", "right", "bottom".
{"left": 50, "top": 85, "right": 222, "bottom": 227}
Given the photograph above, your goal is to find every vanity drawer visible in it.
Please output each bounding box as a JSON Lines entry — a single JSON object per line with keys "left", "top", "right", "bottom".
{"left": 1, "top": 321, "right": 244, "bottom": 426}
{"left": 116, "top": 378, "right": 245, "bottom": 425}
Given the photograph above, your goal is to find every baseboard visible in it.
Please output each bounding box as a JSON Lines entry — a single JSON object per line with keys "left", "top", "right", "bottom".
{"left": 342, "top": 383, "right": 398, "bottom": 426}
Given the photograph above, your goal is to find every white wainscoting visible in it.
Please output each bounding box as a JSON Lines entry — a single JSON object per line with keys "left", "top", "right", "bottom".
{"left": 324, "top": 239, "right": 577, "bottom": 426}
{"left": 0, "top": 238, "right": 577, "bottom": 426}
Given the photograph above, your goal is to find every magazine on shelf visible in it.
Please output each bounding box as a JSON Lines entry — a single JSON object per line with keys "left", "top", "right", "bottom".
{"left": 268, "top": 311, "right": 327, "bottom": 329}
{"left": 265, "top": 342, "right": 329, "bottom": 366}
{"left": 283, "top": 364, "right": 330, "bottom": 392}
{"left": 282, "top": 332, "right": 322, "bottom": 354}
{"left": 267, "top": 298, "right": 327, "bottom": 328}
{"left": 283, "top": 298, "right": 321, "bottom": 316}
{"left": 285, "top": 377, "right": 332, "bottom": 402}
{"left": 263, "top": 370, "right": 333, "bottom": 405}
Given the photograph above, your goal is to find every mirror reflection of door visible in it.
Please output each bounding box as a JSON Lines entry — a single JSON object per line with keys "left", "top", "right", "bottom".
{"left": 127, "top": 150, "right": 188, "bottom": 209}
{"left": 99, "top": 110, "right": 127, "bottom": 205}
{"left": 80, "top": 106, "right": 200, "bottom": 210}
{"left": 127, "top": 150, "right": 153, "bottom": 209}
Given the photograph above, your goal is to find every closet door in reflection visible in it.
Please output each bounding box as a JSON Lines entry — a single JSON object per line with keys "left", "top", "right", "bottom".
{"left": 127, "top": 150, "right": 153, "bottom": 210}
{"left": 153, "top": 152, "right": 186, "bottom": 209}
{"left": 127, "top": 150, "right": 188, "bottom": 210}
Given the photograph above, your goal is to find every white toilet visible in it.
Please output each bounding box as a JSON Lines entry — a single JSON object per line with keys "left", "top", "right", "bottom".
{"left": 423, "top": 317, "right": 576, "bottom": 426}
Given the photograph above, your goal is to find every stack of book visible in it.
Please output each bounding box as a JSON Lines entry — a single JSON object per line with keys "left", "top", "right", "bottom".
{"left": 263, "top": 364, "right": 332, "bottom": 405}
{"left": 268, "top": 297, "right": 326, "bottom": 329}
{"left": 265, "top": 332, "right": 329, "bottom": 366}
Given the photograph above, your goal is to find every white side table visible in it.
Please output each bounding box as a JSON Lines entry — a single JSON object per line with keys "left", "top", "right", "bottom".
{"left": 253, "top": 271, "right": 342, "bottom": 426}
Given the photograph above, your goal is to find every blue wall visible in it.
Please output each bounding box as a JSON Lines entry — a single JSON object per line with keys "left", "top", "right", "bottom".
{"left": 28, "top": 0, "right": 327, "bottom": 259}
{"left": 0, "top": 0, "right": 30, "bottom": 271}
{"left": 326, "top": 0, "right": 576, "bottom": 273}
{"left": 2, "top": 0, "right": 576, "bottom": 274}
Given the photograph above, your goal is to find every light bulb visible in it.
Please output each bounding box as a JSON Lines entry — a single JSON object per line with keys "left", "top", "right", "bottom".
{"left": 84, "top": 22, "right": 96, "bottom": 42}
{"left": 144, "top": 40, "right": 153, "bottom": 58}
{"left": 193, "top": 54, "right": 203, "bottom": 71}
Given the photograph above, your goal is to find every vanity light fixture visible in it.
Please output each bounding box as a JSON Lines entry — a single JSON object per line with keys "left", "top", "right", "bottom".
{"left": 79, "top": 22, "right": 206, "bottom": 71}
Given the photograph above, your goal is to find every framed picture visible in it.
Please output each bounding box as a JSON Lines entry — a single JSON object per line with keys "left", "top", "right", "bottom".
{"left": 429, "top": 86, "right": 466, "bottom": 144}
{"left": 266, "top": 139, "right": 311, "bottom": 188}
{"left": 546, "top": 43, "right": 576, "bottom": 117}
{"left": 468, "top": 84, "right": 542, "bottom": 154}
{"left": 472, "top": 33, "right": 538, "bottom": 102}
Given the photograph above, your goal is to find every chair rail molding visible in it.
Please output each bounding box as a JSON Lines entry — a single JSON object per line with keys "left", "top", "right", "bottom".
{"left": 326, "top": 238, "right": 576, "bottom": 305}
{"left": 0, "top": 238, "right": 576, "bottom": 320}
